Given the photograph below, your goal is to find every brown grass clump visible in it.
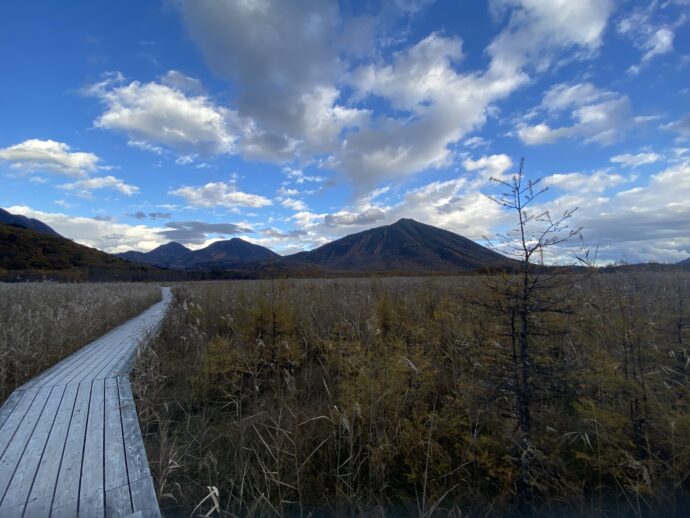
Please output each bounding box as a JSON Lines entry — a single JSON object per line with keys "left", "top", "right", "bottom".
{"left": 134, "top": 273, "right": 690, "bottom": 516}
{"left": 0, "top": 282, "right": 161, "bottom": 399}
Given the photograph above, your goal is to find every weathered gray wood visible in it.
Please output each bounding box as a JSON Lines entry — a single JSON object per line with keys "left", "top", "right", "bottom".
{"left": 0, "top": 391, "right": 24, "bottom": 429}
{"left": 0, "top": 385, "right": 65, "bottom": 510}
{"left": 105, "top": 378, "right": 129, "bottom": 494}
{"left": 0, "top": 386, "right": 52, "bottom": 502}
{"left": 117, "top": 378, "right": 151, "bottom": 483}
{"left": 0, "top": 287, "right": 170, "bottom": 517}
{"left": 129, "top": 476, "right": 160, "bottom": 518}
{"left": 52, "top": 381, "right": 90, "bottom": 511}
{"left": 79, "top": 378, "right": 105, "bottom": 516}
{"left": 106, "top": 484, "right": 133, "bottom": 517}
{"left": 25, "top": 383, "right": 79, "bottom": 510}
{"left": 0, "top": 390, "right": 38, "bottom": 457}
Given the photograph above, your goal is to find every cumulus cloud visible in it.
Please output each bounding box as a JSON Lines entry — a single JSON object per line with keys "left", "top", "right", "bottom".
{"left": 170, "top": 181, "right": 272, "bottom": 208}
{"left": 664, "top": 114, "right": 690, "bottom": 138}
{"left": 129, "top": 211, "right": 171, "bottom": 220}
{"left": 610, "top": 152, "right": 662, "bottom": 168}
{"left": 179, "top": 0, "right": 370, "bottom": 163}
{"left": 261, "top": 228, "right": 308, "bottom": 239}
{"left": 175, "top": 0, "right": 615, "bottom": 190}
{"left": 517, "top": 82, "right": 631, "bottom": 145}
{"left": 324, "top": 208, "right": 386, "bottom": 226}
{"left": 544, "top": 170, "right": 629, "bottom": 193}
{"left": 0, "top": 139, "right": 101, "bottom": 178}
{"left": 60, "top": 175, "right": 139, "bottom": 196}
{"left": 159, "top": 220, "right": 252, "bottom": 244}
{"left": 86, "top": 72, "right": 238, "bottom": 157}
{"left": 4, "top": 205, "right": 166, "bottom": 253}
{"left": 487, "top": 0, "right": 613, "bottom": 72}
{"left": 280, "top": 198, "right": 308, "bottom": 211}
{"left": 532, "top": 159, "right": 690, "bottom": 263}
{"left": 617, "top": 4, "right": 682, "bottom": 75}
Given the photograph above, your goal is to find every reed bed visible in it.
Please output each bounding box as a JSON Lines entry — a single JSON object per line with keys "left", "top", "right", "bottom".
{"left": 0, "top": 282, "right": 161, "bottom": 399}
{"left": 134, "top": 273, "right": 690, "bottom": 516}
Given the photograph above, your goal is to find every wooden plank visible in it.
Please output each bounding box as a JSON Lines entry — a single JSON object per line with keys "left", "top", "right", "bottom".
{"left": 79, "top": 378, "right": 105, "bottom": 517}
{"left": 117, "top": 378, "right": 151, "bottom": 483}
{"left": 0, "top": 288, "right": 170, "bottom": 517}
{"left": 0, "top": 385, "right": 65, "bottom": 511}
{"left": 24, "top": 382, "right": 79, "bottom": 512}
{"left": 52, "top": 381, "right": 90, "bottom": 511}
{"left": 0, "top": 502, "right": 24, "bottom": 517}
{"left": 105, "top": 484, "right": 133, "bottom": 517}
{"left": 0, "top": 386, "right": 52, "bottom": 502}
{"left": 129, "top": 476, "right": 160, "bottom": 518}
{"left": 0, "top": 390, "right": 38, "bottom": 457}
{"left": 0, "top": 391, "right": 24, "bottom": 430}
{"left": 105, "top": 378, "right": 129, "bottom": 494}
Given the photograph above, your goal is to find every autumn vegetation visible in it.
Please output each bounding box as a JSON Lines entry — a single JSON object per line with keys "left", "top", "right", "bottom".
{"left": 130, "top": 272, "right": 690, "bottom": 517}
{"left": 0, "top": 282, "right": 161, "bottom": 400}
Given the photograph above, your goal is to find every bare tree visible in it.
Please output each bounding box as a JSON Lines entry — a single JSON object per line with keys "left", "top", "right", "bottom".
{"left": 484, "top": 158, "right": 582, "bottom": 510}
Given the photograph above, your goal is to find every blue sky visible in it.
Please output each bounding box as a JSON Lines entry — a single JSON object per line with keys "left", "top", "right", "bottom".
{"left": 1, "top": 0, "right": 689, "bottom": 263}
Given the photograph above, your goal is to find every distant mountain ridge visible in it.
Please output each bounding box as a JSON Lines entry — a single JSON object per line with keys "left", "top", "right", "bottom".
{"left": 118, "top": 218, "right": 511, "bottom": 273}
{"left": 284, "top": 218, "right": 511, "bottom": 272}
{"left": 117, "top": 238, "right": 279, "bottom": 270}
{"left": 678, "top": 257, "right": 690, "bottom": 265}
{"left": 0, "top": 223, "right": 164, "bottom": 281}
{"left": 0, "top": 208, "right": 59, "bottom": 236}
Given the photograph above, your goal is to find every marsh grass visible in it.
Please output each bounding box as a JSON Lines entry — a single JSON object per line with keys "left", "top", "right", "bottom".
{"left": 134, "top": 274, "right": 690, "bottom": 516}
{"left": 0, "top": 282, "right": 161, "bottom": 399}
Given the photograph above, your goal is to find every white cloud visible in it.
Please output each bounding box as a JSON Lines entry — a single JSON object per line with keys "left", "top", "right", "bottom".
{"left": 463, "top": 154, "right": 513, "bottom": 182}
{"left": 87, "top": 72, "right": 238, "bottom": 157}
{"left": 517, "top": 82, "right": 631, "bottom": 145}
{"left": 176, "top": 0, "right": 615, "bottom": 190}
{"left": 617, "top": 5, "right": 680, "bottom": 74}
{"left": 280, "top": 198, "right": 308, "bottom": 211}
{"left": 0, "top": 139, "right": 101, "bottom": 178}
{"left": 487, "top": 0, "right": 614, "bottom": 72}
{"left": 4, "top": 205, "right": 166, "bottom": 253}
{"left": 610, "top": 152, "right": 662, "bottom": 168}
{"left": 544, "top": 171, "right": 629, "bottom": 193}
{"left": 534, "top": 160, "right": 690, "bottom": 263}
{"left": 170, "top": 181, "right": 272, "bottom": 209}
{"left": 663, "top": 114, "right": 690, "bottom": 138}
{"left": 324, "top": 208, "right": 386, "bottom": 226}
{"left": 60, "top": 175, "right": 139, "bottom": 196}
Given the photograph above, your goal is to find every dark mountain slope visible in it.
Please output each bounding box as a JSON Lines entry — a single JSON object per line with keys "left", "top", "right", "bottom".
{"left": 118, "top": 238, "right": 279, "bottom": 270}
{"left": 0, "top": 223, "right": 164, "bottom": 280}
{"left": 0, "top": 208, "right": 59, "bottom": 236}
{"left": 183, "top": 238, "right": 280, "bottom": 269}
{"left": 284, "top": 218, "right": 510, "bottom": 272}
{"left": 119, "top": 242, "right": 191, "bottom": 268}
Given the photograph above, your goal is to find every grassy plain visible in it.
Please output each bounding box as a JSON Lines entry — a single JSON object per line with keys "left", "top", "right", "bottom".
{"left": 133, "top": 272, "right": 690, "bottom": 516}
{"left": 0, "top": 282, "right": 161, "bottom": 399}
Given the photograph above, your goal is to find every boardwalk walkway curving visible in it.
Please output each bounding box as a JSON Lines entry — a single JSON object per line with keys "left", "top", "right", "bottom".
{"left": 0, "top": 287, "right": 172, "bottom": 517}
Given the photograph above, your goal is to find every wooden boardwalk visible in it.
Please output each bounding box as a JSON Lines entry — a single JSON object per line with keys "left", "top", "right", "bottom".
{"left": 0, "top": 287, "right": 172, "bottom": 517}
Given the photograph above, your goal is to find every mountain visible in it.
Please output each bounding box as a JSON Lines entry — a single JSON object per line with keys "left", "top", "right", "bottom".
{"left": 678, "top": 257, "right": 690, "bottom": 265}
{"left": 0, "top": 208, "right": 59, "bottom": 236}
{"left": 183, "top": 238, "right": 280, "bottom": 268}
{"left": 118, "top": 238, "right": 279, "bottom": 270}
{"left": 284, "top": 218, "right": 511, "bottom": 272}
{"left": 119, "top": 242, "right": 191, "bottom": 269}
{"left": 0, "top": 223, "right": 165, "bottom": 281}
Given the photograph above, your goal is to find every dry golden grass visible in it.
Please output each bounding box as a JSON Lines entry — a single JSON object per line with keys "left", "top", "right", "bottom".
{"left": 134, "top": 273, "right": 690, "bottom": 516}
{"left": 0, "top": 282, "right": 161, "bottom": 399}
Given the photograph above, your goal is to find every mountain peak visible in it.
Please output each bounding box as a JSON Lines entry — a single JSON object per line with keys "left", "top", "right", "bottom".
{"left": 0, "top": 208, "right": 60, "bottom": 237}
{"left": 393, "top": 217, "right": 419, "bottom": 225}
{"left": 286, "top": 217, "right": 510, "bottom": 272}
{"left": 155, "top": 242, "right": 189, "bottom": 252}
